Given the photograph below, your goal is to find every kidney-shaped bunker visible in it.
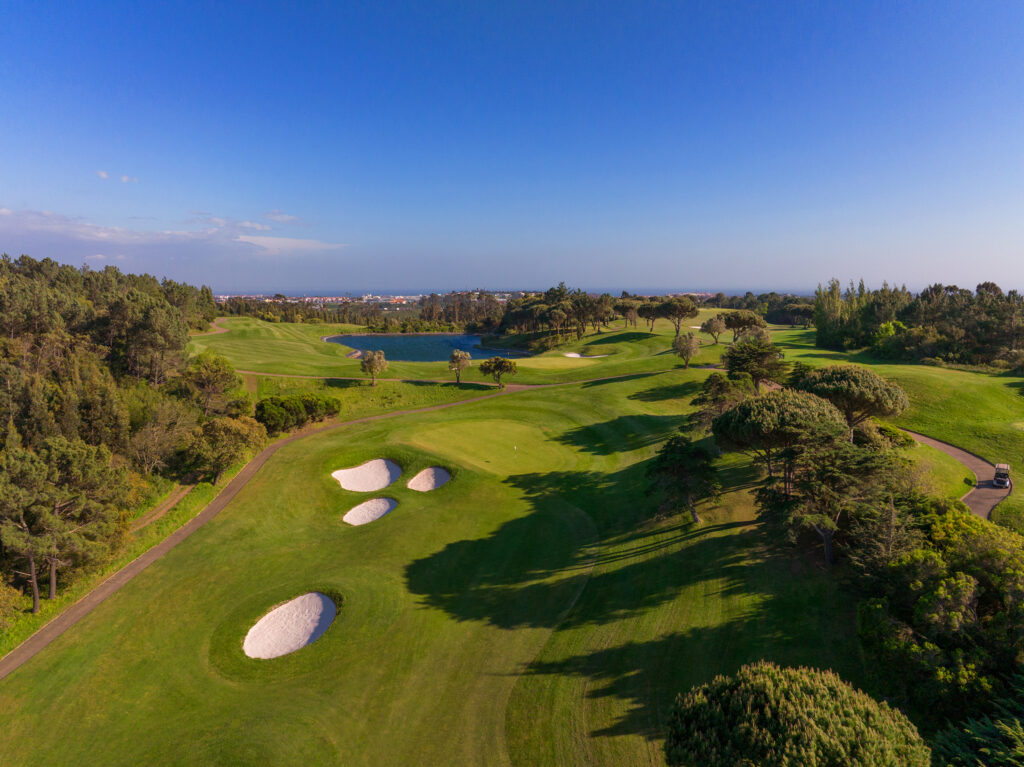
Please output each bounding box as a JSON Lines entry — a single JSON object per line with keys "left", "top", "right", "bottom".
{"left": 343, "top": 497, "right": 398, "bottom": 526}
{"left": 243, "top": 592, "right": 336, "bottom": 659}
{"left": 407, "top": 467, "right": 451, "bottom": 492}
{"left": 331, "top": 458, "right": 401, "bottom": 492}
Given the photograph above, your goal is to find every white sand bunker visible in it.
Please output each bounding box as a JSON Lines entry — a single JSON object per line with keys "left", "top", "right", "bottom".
{"left": 407, "top": 466, "right": 451, "bottom": 492}
{"left": 343, "top": 497, "right": 398, "bottom": 525}
{"left": 243, "top": 592, "right": 336, "bottom": 659}
{"left": 331, "top": 458, "right": 401, "bottom": 492}
{"left": 564, "top": 352, "right": 610, "bottom": 358}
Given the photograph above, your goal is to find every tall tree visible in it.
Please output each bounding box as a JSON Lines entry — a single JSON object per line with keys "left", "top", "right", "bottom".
{"left": 712, "top": 389, "right": 845, "bottom": 482}
{"left": 36, "top": 437, "right": 126, "bottom": 599}
{"left": 180, "top": 352, "right": 241, "bottom": 416}
{"left": 0, "top": 445, "right": 51, "bottom": 612}
{"left": 360, "top": 350, "right": 388, "bottom": 386}
{"left": 700, "top": 315, "right": 726, "bottom": 344}
{"left": 193, "top": 416, "right": 267, "bottom": 482}
{"left": 448, "top": 349, "right": 472, "bottom": 385}
{"left": 797, "top": 365, "right": 908, "bottom": 441}
{"left": 660, "top": 296, "right": 699, "bottom": 337}
{"left": 721, "top": 337, "right": 789, "bottom": 392}
{"left": 671, "top": 332, "right": 700, "bottom": 368}
{"left": 479, "top": 356, "right": 517, "bottom": 388}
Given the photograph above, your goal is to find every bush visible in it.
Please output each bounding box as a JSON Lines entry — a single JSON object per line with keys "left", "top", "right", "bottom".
{"left": 664, "top": 661, "right": 930, "bottom": 767}
{"left": 876, "top": 422, "right": 916, "bottom": 449}
{"left": 254, "top": 393, "right": 340, "bottom": 434}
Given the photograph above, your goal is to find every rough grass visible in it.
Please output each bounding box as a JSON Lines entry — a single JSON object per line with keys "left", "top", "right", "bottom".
{"left": 0, "top": 370, "right": 864, "bottom": 766}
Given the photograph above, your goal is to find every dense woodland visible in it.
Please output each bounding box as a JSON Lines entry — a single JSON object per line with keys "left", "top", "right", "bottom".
{"left": 814, "top": 278, "right": 1024, "bottom": 365}
{"left": 0, "top": 255, "right": 269, "bottom": 622}
{"left": 654, "top": 337, "right": 1024, "bottom": 763}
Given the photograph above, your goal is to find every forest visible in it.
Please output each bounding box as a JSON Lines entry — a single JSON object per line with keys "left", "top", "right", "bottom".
{"left": 0, "top": 255, "right": 267, "bottom": 621}
{"left": 814, "top": 278, "right": 1024, "bottom": 365}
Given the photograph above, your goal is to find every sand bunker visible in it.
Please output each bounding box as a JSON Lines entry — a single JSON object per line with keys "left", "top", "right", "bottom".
{"left": 343, "top": 497, "right": 398, "bottom": 525}
{"left": 407, "top": 467, "right": 451, "bottom": 492}
{"left": 563, "top": 352, "right": 609, "bottom": 358}
{"left": 243, "top": 592, "right": 336, "bottom": 659}
{"left": 332, "top": 458, "right": 401, "bottom": 492}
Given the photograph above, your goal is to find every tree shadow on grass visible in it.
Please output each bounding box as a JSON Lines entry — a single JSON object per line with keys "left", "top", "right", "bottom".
{"left": 579, "top": 373, "right": 658, "bottom": 389}
{"left": 627, "top": 380, "right": 701, "bottom": 403}
{"left": 405, "top": 460, "right": 763, "bottom": 632}
{"left": 554, "top": 414, "right": 685, "bottom": 455}
{"left": 585, "top": 332, "right": 653, "bottom": 345}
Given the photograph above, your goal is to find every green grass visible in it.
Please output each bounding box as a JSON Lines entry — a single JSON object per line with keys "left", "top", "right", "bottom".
{"left": 0, "top": 321, "right": 1007, "bottom": 765}
{"left": 0, "top": 369, "right": 863, "bottom": 766}
{"left": 188, "top": 313, "right": 734, "bottom": 385}
{"left": 0, "top": 466, "right": 238, "bottom": 659}
{"left": 774, "top": 327, "right": 1024, "bottom": 523}
{"left": 247, "top": 374, "right": 492, "bottom": 416}
{"left": 907, "top": 443, "right": 975, "bottom": 500}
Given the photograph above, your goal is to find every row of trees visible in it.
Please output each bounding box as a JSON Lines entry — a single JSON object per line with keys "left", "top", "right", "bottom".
{"left": 0, "top": 255, "right": 269, "bottom": 618}
{"left": 815, "top": 278, "right": 1024, "bottom": 365}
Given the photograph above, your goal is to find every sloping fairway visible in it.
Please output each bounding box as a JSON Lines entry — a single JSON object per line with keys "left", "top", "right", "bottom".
{"left": 0, "top": 370, "right": 862, "bottom": 766}
{"left": 188, "top": 313, "right": 731, "bottom": 384}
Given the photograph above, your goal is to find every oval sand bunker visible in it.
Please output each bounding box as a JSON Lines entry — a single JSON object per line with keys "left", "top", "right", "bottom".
{"left": 343, "top": 497, "right": 398, "bottom": 525}
{"left": 407, "top": 467, "right": 451, "bottom": 492}
{"left": 331, "top": 458, "right": 401, "bottom": 492}
{"left": 243, "top": 592, "right": 336, "bottom": 659}
{"left": 563, "top": 352, "right": 609, "bottom": 358}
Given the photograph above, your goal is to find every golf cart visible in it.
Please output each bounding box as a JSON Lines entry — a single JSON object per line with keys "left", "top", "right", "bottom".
{"left": 994, "top": 463, "right": 1011, "bottom": 489}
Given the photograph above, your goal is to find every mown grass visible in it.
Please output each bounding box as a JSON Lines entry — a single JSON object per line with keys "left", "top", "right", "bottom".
{"left": 774, "top": 327, "right": 1024, "bottom": 525}
{"left": 248, "top": 374, "right": 492, "bottom": 415}
{"left": 188, "top": 312, "right": 735, "bottom": 384}
{"left": 0, "top": 321, "right": 995, "bottom": 765}
{"left": 0, "top": 370, "right": 865, "bottom": 766}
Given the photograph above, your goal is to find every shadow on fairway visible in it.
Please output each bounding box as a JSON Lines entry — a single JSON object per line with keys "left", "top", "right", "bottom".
{"left": 627, "top": 381, "right": 701, "bottom": 402}
{"left": 585, "top": 332, "right": 653, "bottom": 345}
{"left": 554, "top": 414, "right": 684, "bottom": 454}
{"left": 405, "top": 461, "right": 762, "bottom": 632}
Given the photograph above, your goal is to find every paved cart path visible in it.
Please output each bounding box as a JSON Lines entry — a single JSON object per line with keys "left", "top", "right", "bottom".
{"left": 904, "top": 429, "right": 1011, "bottom": 518}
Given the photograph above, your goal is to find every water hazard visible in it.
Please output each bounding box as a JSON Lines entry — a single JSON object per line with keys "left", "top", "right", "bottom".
{"left": 325, "top": 334, "right": 528, "bottom": 362}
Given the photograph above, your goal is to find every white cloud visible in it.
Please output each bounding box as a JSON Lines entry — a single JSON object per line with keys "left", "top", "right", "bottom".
{"left": 264, "top": 209, "right": 302, "bottom": 224}
{"left": 237, "top": 235, "right": 346, "bottom": 255}
{"left": 0, "top": 207, "right": 346, "bottom": 265}
{"left": 96, "top": 170, "right": 109, "bottom": 179}
{"left": 120, "top": 175, "right": 138, "bottom": 183}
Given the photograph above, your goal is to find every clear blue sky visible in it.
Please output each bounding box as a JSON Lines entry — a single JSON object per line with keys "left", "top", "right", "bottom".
{"left": 1, "top": 2, "right": 1022, "bottom": 294}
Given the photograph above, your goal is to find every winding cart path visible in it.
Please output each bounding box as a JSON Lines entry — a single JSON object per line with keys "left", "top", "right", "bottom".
{"left": 903, "top": 429, "right": 1011, "bottom": 518}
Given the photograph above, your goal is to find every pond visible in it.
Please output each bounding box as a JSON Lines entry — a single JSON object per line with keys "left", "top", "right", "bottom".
{"left": 325, "top": 333, "right": 529, "bottom": 362}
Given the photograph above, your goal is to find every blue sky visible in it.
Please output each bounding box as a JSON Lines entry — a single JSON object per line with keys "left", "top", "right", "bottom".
{"left": 1, "top": 2, "right": 1022, "bottom": 293}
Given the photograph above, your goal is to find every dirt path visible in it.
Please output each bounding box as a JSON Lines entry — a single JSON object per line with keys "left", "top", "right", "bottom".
{"left": 904, "top": 429, "right": 1011, "bottom": 518}
{"left": 130, "top": 484, "right": 195, "bottom": 533}
{"left": 0, "top": 371, "right": 652, "bottom": 682}
{"left": 192, "top": 317, "right": 231, "bottom": 336}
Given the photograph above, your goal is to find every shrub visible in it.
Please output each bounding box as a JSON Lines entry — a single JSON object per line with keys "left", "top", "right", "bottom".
{"left": 664, "top": 661, "right": 930, "bottom": 767}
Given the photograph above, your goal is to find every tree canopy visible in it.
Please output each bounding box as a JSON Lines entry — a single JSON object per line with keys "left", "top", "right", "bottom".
{"left": 448, "top": 349, "right": 472, "bottom": 385}
{"left": 360, "top": 350, "right": 388, "bottom": 386}
{"left": 479, "top": 356, "right": 517, "bottom": 387}
{"left": 664, "top": 661, "right": 930, "bottom": 767}
{"left": 721, "top": 337, "right": 789, "bottom": 391}
{"left": 797, "top": 365, "right": 908, "bottom": 440}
